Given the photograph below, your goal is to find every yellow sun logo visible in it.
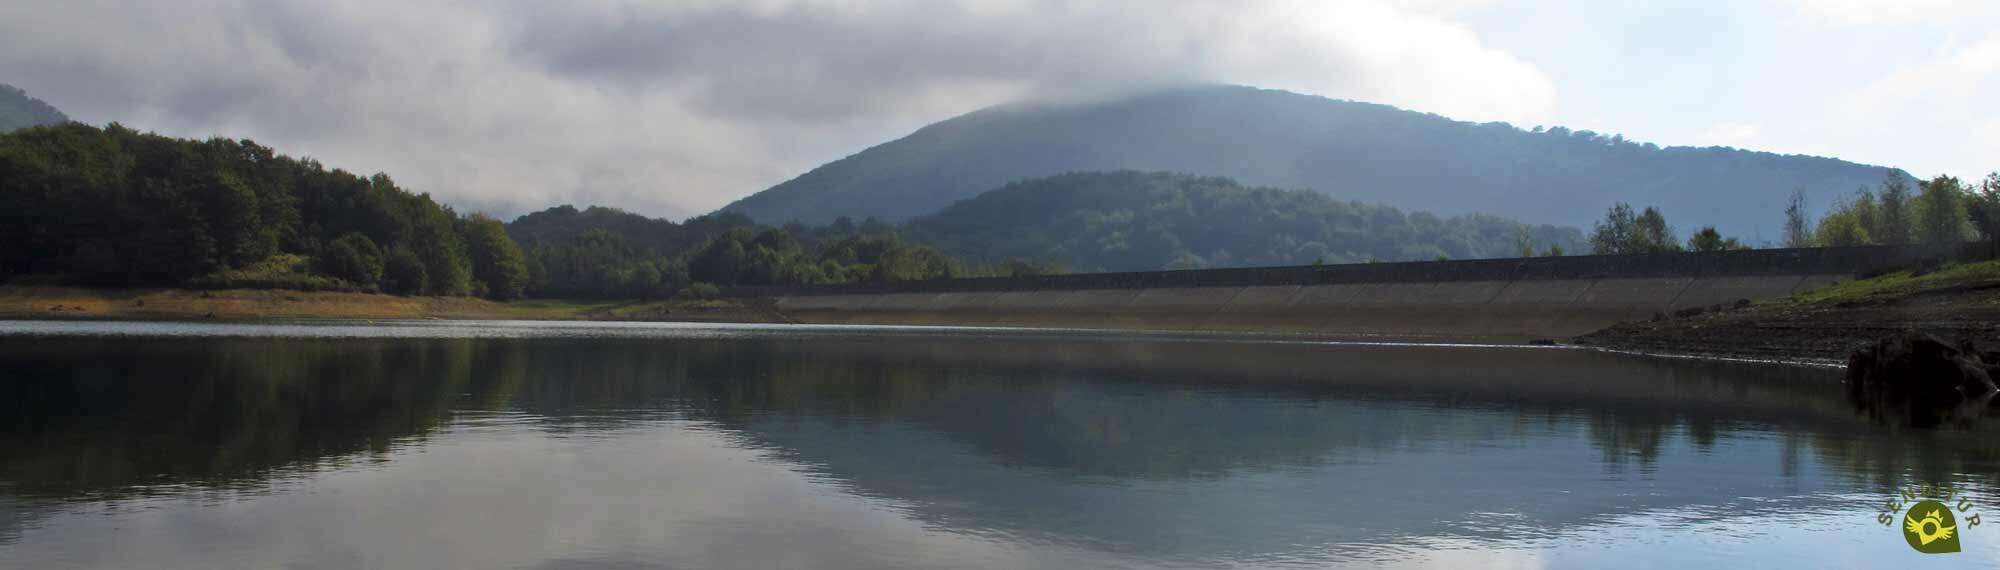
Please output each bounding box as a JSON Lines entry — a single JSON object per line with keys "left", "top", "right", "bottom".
{"left": 1903, "top": 500, "right": 1963, "bottom": 554}
{"left": 1908, "top": 509, "right": 1956, "bottom": 545}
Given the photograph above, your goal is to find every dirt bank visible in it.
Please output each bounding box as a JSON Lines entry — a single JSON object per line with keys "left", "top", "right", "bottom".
{"left": 0, "top": 287, "right": 790, "bottom": 324}
{"left": 1573, "top": 261, "right": 2000, "bottom": 364}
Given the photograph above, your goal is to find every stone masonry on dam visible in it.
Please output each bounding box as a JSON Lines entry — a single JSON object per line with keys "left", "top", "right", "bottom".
{"left": 737, "top": 245, "right": 1964, "bottom": 341}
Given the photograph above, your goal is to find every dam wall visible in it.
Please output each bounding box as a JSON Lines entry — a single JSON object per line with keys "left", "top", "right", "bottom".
{"left": 747, "top": 245, "right": 1967, "bottom": 340}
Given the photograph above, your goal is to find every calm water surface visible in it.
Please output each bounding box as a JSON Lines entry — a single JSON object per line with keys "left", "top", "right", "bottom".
{"left": 2, "top": 320, "right": 1997, "bottom": 569}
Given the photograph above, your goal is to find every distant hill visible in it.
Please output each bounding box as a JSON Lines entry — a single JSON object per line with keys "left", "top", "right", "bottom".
{"left": 907, "top": 171, "right": 1585, "bottom": 272}
{"left": 505, "top": 204, "right": 751, "bottom": 256}
{"left": 0, "top": 84, "right": 68, "bottom": 133}
{"left": 725, "top": 85, "right": 1904, "bottom": 238}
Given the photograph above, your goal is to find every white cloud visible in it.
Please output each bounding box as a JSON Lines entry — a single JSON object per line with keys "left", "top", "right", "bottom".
{"left": 1785, "top": 0, "right": 1994, "bottom": 25}
{"left": 0, "top": 0, "right": 1553, "bottom": 219}
{"left": 1829, "top": 35, "right": 2000, "bottom": 178}
{"left": 1695, "top": 123, "right": 1760, "bottom": 147}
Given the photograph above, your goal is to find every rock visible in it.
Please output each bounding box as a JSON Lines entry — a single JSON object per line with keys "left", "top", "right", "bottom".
{"left": 1845, "top": 331, "right": 1999, "bottom": 428}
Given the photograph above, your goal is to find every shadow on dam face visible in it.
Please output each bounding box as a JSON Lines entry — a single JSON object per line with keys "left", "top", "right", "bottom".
{"left": 760, "top": 245, "right": 1977, "bottom": 340}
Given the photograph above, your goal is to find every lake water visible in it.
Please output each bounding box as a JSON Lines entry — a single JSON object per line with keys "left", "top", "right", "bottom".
{"left": 2, "top": 320, "right": 1998, "bottom": 569}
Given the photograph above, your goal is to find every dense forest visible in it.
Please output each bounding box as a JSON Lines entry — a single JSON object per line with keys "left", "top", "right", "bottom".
{"left": 0, "top": 84, "right": 68, "bottom": 133}
{"left": 904, "top": 171, "right": 1585, "bottom": 272}
{"left": 503, "top": 205, "right": 1005, "bottom": 299}
{"left": 725, "top": 85, "right": 1899, "bottom": 238}
{"left": 0, "top": 122, "right": 992, "bottom": 300}
{"left": 0, "top": 122, "right": 529, "bottom": 297}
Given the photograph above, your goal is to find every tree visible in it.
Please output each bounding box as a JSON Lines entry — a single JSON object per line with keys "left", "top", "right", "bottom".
{"left": 404, "top": 198, "right": 471, "bottom": 296}
{"left": 1590, "top": 203, "right": 1678, "bottom": 254}
{"left": 1815, "top": 213, "right": 1871, "bottom": 247}
{"left": 1848, "top": 187, "right": 1882, "bottom": 240}
{"left": 1968, "top": 172, "right": 2000, "bottom": 254}
{"left": 1590, "top": 203, "right": 1637, "bottom": 254}
{"left": 1513, "top": 227, "right": 1535, "bottom": 257}
{"left": 460, "top": 215, "right": 529, "bottom": 300}
{"left": 1916, "top": 174, "right": 1969, "bottom": 247}
{"left": 617, "top": 262, "right": 663, "bottom": 301}
{"left": 1634, "top": 207, "right": 1681, "bottom": 253}
{"left": 689, "top": 234, "right": 749, "bottom": 285}
{"left": 874, "top": 245, "right": 955, "bottom": 281}
{"left": 1782, "top": 188, "right": 1813, "bottom": 248}
{"left": 1814, "top": 193, "right": 1881, "bottom": 247}
{"left": 1879, "top": 171, "right": 1913, "bottom": 244}
{"left": 1687, "top": 226, "right": 1744, "bottom": 252}
{"left": 382, "top": 247, "right": 428, "bottom": 295}
{"left": 322, "top": 233, "right": 384, "bottom": 286}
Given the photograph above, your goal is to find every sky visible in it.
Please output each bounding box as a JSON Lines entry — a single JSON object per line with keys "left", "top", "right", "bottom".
{"left": 1, "top": 0, "right": 1994, "bottom": 220}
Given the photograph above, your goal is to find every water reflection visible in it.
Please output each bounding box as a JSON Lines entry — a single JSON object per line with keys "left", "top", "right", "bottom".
{"left": 3, "top": 322, "right": 1998, "bottom": 568}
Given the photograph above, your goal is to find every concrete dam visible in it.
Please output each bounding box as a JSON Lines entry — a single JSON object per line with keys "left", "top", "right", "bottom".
{"left": 741, "top": 246, "right": 1942, "bottom": 341}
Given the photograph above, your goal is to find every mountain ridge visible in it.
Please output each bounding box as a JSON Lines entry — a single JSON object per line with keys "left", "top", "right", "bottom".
{"left": 724, "top": 84, "right": 1905, "bottom": 238}
{"left": 0, "top": 84, "right": 69, "bottom": 133}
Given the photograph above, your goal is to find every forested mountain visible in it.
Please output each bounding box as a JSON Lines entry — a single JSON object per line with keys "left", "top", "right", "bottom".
{"left": 725, "top": 85, "right": 1903, "bottom": 237}
{"left": 0, "top": 84, "right": 68, "bottom": 133}
{"left": 906, "top": 171, "right": 1584, "bottom": 272}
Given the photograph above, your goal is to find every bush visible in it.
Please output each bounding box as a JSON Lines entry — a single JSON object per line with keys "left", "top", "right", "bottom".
{"left": 189, "top": 253, "right": 355, "bottom": 292}
{"left": 382, "top": 248, "right": 429, "bottom": 295}
{"left": 322, "top": 233, "right": 384, "bottom": 285}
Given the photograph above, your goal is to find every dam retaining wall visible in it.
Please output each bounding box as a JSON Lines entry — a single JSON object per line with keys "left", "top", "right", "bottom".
{"left": 742, "top": 245, "right": 1965, "bottom": 340}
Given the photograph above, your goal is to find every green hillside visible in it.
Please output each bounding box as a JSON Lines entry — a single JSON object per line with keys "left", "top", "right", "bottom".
{"left": 906, "top": 171, "right": 1585, "bottom": 272}
{"left": 725, "top": 85, "right": 1903, "bottom": 237}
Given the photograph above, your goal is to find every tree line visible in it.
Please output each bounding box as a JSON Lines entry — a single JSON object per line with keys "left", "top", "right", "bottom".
{"left": 1588, "top": 169, "right": 2000, "bottom": 254}
{"left": 0, "top": 123, "right": 529, "bottom": 298}
{"left": 506, "top": 205, "right": 1053, "bottom": 301}
{"left": 899, "top": 171, "right": 1587, "bottom": 272}
{"left": 0, "top": 123, "right": 1030, "bottom": 301}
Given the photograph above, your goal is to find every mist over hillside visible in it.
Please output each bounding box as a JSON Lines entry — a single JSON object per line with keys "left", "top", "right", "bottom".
{"left": 725, "top": 85, "right": 1904, "bottom": 238}
{"left": 0, "top": 84, "right": 67, "bottom": 133}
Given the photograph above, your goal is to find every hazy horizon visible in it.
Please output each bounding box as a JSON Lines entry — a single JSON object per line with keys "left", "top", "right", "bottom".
{"left": 3, "top": 1, "right": 1994, "bottom": 220}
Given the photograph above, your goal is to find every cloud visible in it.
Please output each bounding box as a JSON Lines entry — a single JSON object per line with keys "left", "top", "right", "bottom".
{"left": 1695, "top": 123, "right": 1760, "bottom": 147}
{"left": 0, "top": 0, "right": 1552, "bottom": 219}
{"left": 1784, "top": 0, "right": 1994, "bottom": 25}
{"left": 1827, "top": 35, "right": 2000, "bottom": 178}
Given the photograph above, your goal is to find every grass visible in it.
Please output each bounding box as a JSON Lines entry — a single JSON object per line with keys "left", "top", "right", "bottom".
{"left": 1778, "top": 259, "right": 2000, "bottom": 307}
{"left": 187, "top": 253, "right": 361, "bottom": 292}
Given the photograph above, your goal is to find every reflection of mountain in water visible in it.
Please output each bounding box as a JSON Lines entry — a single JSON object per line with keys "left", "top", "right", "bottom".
{"left": 6, "top": 331, "right": 2000, "bottom": 559}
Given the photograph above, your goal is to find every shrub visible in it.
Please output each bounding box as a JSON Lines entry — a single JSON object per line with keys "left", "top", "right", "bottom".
{"left": 382, "top": 248, "right": 429, "bottom": 295}
{"left": 322, "top": 233, "right": 384, "bottom": 286}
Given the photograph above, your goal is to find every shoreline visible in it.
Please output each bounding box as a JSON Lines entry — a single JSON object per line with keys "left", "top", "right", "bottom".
{"left": 12, "top": 274, "right": 1998, "bottom": 369}
{"left": 1571, "top": 269, "right": 2000, "bottom": 364}
{"left": 0, "top": 286, "right": 791, "bottom": 324}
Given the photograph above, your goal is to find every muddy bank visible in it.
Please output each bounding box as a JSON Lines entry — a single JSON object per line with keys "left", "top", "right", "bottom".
{"left": 1572, "top": 282, "right": 2000, "bottom": 364}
